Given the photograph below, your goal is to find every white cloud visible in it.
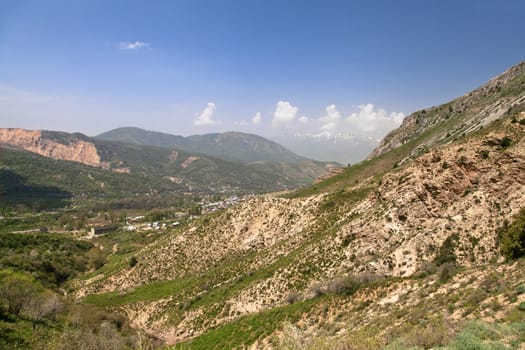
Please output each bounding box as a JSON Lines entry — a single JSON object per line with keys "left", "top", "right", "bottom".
{"left": 252, "top": 112, "right": 261, "bottom": 125}
{"left": 318, "top": 104, "right": 342, "bottom": 131}
{"left": 272, "top": 100, "right": 298, "bottom": 127}
{"left": 234, "top": 120, "right": 249, "bottom": 126}
{"left": 298, "top": 116, "right": 309, "bottom": 124}
{"left": 346, "top": 103, "right": 404, "bottom": 134}
{"left": 194, "top": 102, "right": 217, "bottom": 126}
{"left": 320, "top": 122, "right": 337, "bottom": 131}
{"left": 119, "top": 41, "right": 150, "bottom": 50}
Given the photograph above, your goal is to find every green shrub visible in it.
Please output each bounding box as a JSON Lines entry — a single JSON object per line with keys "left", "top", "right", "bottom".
{"left": 0, "top": 232, "right": 93, "bottom": 288}
{"left": 448, "top": 321, "right": 511, "bottom": 350}
{"left": 516, "top": 285, "right": 525, "bottom": 295}
{"left": 519, "top": 302, "right": 525, "bottom": 311}
{"left": 499, "top": 136, "right": 512, "bottom": 148}
{"left": 499, "top": 208, "right": 525, "bottom": 260}
{"left": 325, "top": 276, "right": 362, "bottom": 296}
{"left": 129, "top": 256, "right": 138, "bottom": 268}
{"left": 434, "top": 234, "right": 458, "bottom": 266}
{"left": 437, "top": 262, "right": 456, "bottom": 283}
{"left": 0, "top": 270, "right": 43, "bottom": 315}
{"left": 479, "top": 150, "right": 490, "bottom": 159}
{"left": 86, "top": 247, "right": 106, "bottom": 270}
{"left": 401, "top": 317, "right": 453, "bottom": 349}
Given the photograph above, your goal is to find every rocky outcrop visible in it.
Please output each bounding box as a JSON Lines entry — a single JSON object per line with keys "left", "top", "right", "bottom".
{"left": 0, "top": 128, "right": 109, "bottom": 169}
{"left": 368, "top": 61, "right": 525, "bottom": 161}
{"left": 180, "top": 156, "right": 200, "bottom": 168}
{"left": 337, "top": 125, "right": 525, "bottom": 277}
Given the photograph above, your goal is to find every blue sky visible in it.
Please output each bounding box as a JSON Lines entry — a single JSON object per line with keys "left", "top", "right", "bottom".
{"left": 1, "top": 0, "right": 524, "bottom": 161}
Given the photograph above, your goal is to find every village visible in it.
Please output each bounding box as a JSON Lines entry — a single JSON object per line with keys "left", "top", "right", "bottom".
{"left": 86, "top": 194, "right": 250, "bottom": 238}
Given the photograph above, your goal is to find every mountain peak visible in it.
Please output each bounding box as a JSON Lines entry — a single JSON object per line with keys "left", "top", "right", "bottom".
{"left": 97, "top": 127, "right": 310, "bottom": 163}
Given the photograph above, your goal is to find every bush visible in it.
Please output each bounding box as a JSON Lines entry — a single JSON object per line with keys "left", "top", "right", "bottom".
{"left": 313, "top": 273, "right": 382, "bottom": 298}
{"left": 402, "top": 317, "right": 453, "bottom": 348}
{"left": 309, "top": 282, "right": 325, "bottom": 298}
{"left": 499, "top": 136, "right": 512, "bottom": 148}
{"left": 0, "top": 270, "right": 42, "bottom": 315}
{"left": 326, "top": 276, "right": 362, "bottom": 296}
{"left": 417, "top": 261, "right": 437, "bottom": 278}
{"left": 449, "top": 321, "right": 509, "bottom": 350}
{"left": 437, "top": 262, "right": 456, "bottom": 283}
{"left": 499, "top": 208, "right": 525, "bottom": 260}
{"left": 129, "top": 256, "right": 138, "bottom": 268}
{"left": 479, "top": 150, "right": 490, "bottom": 159}
{"left": 284, "top": 292, "right": 301, "bottom": 305}
{"left": 434, "top": 234, "right": 458, "bottom": 266}
{"left": 87, "top": 247, "right": 106, "bottom": 270}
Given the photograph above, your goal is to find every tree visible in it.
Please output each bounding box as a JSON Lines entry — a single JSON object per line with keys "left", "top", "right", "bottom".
{"left": 500, "top": 208, "right": 525, "bottom": 260}
{"left": 22, "top": 291, "right": 61, "bottom": 329}
{"left": 0, "top": 270, "right": 41, "bottom": 315}
{"left": 86, "top": 247, "right": 106, "bottom": 270}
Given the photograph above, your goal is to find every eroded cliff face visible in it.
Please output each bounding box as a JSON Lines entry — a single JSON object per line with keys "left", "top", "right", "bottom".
{"left": 0, "top": 128, "right": 109, "bottom": 169}
{"left": 335, "top": 127, "right": 525, "bottom": 278}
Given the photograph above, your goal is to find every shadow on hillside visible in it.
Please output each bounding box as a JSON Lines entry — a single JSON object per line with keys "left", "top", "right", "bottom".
{"left": 0, "top": 169, "right": 72, "bottom": 209}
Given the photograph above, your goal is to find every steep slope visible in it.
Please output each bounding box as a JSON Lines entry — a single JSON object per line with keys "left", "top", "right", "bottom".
{"left": 96, "top": 127, "right": 309, "bottom": 163}
{"left": 369, "top": 60, "right": 525, "bottom": 161}
{"left": 287, "top": 61, "right": 525, "bottom": 198}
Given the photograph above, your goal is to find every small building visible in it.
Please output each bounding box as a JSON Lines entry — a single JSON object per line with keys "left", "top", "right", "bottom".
{"left": 88, "top": 225, "right": 118, "bottom": 237}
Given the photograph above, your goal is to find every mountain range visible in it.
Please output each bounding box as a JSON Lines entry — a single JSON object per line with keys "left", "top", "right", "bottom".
{"left": 96, "top": 128, "right": 308, "bottom": 163}
{"left": 0, "top": 128, "right": 340, "bottom": 208}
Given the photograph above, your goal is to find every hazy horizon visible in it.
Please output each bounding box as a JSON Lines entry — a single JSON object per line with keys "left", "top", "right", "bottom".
{"left": 1, "top": 0, "right": 524, "bottom": 163}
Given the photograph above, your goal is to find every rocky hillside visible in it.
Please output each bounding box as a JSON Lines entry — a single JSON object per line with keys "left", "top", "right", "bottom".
{"left": 369, "top": 60, "right": 525, "bottom": 163}
{"left": 73, "top": 80, "right": 525, "bottom": 349}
